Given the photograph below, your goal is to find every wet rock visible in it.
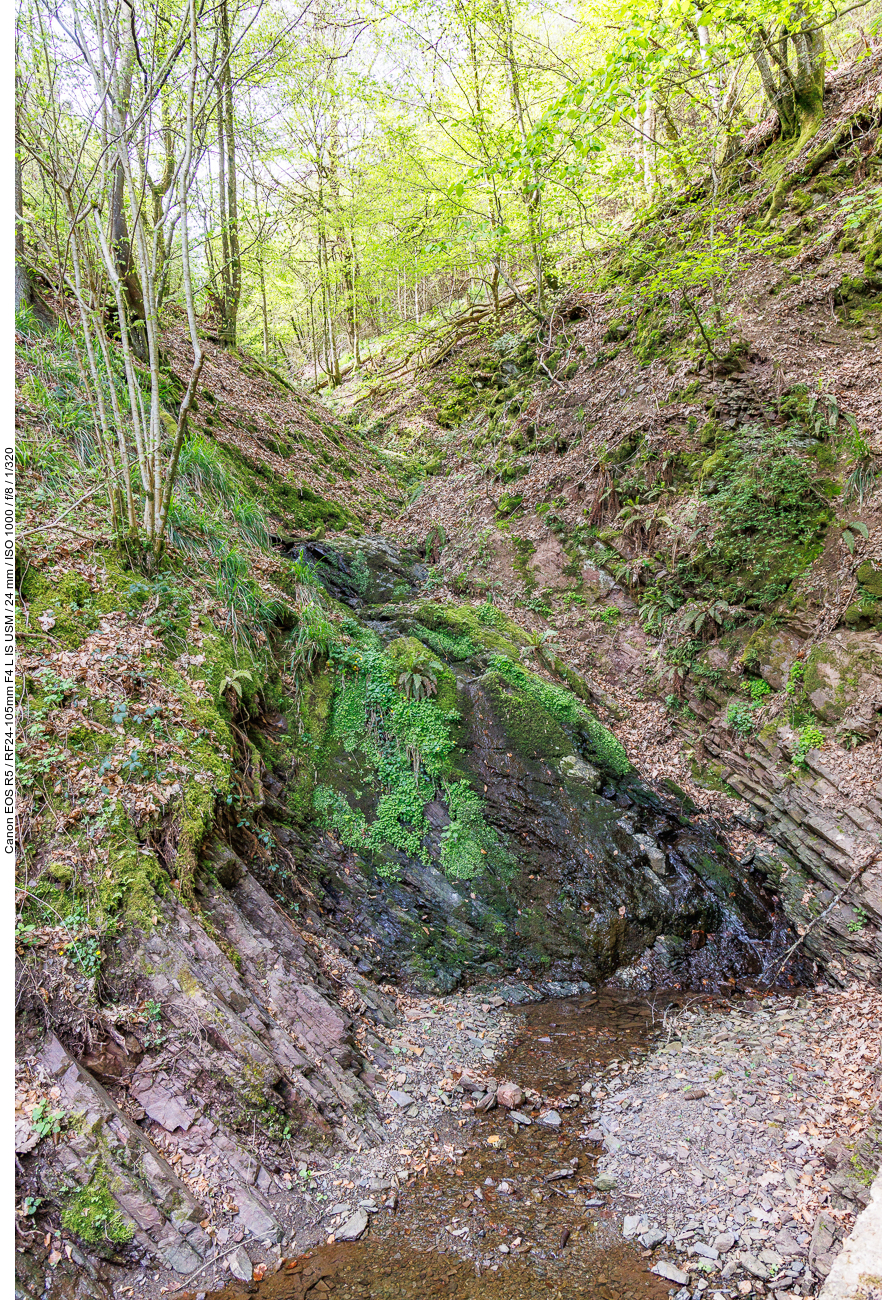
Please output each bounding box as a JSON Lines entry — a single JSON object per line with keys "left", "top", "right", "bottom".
{"left": 496, "top": 1081, "right": 524, "bottom": 1109}
{"left": 228, "top": 1245, "right": 253, "bottom": 1282}
{"left": 559, "top": 754, "right": 601, "bottom": 791}
{"left": 653, "top": 1261, "right": 690, "bottom": 1284}
{"left": 537, "top": 1110, "right": 562, "bottom": 1129}
{"left": 508, "top": 1110, "right": 532, "bottom": 1126}
{"left": 336, "top": 1209, "right": 369, "bottom": 1241}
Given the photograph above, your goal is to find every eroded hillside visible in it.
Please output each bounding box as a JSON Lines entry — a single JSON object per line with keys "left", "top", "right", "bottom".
{"left": 14, "top": 46, "right": 882, "bottom": 1300}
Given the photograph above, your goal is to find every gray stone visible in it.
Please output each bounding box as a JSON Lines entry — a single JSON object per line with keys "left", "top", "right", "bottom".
{"left": 389, "top": 1089, "right": 416, "bottom": 1108}
{"left": 741, "top": 1252, "right": 770, "bottom": 1280}
{"left": 640, "top": 1229, "right": 667, "bottom": 1249}
{"left": 713, "top": 1232, "right": 736, "bottom": 1254}
{"left": 508, "top": 1111, "right": 532, "bottom": 1126}
{"left": 653, "top": 1262, "right": 690, "bottom": 1284}
{"left": 228, "top": 1245, "right": 253, "bottom": 1282}
{"left": 158, "top": 1239, "right": 202, "bottom": 1274}
{"left": 594, "top": 1173, "right": 618, "bottom": 1192}
{"left": 537, "top": 1110, "right": 561, "bottom": 1129}
{"left": 337, "top": 1209, "right": 369, "bottom": 1241}
{"left": 133, "top": 1084, "right": 198, "bottom": 1133}
{"left": 690, "top": 1242, "right": 720, "bottom": 1260}
{"left": 623, "top": 1215, "right": 647, "bottom": 1238}
{"left": 234, "top": 1188, "right": 284, "bottom": 1243}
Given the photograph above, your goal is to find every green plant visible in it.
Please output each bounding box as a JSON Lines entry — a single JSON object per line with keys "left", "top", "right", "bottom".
{"left": 785, "top": 661, "right": 807, "bottom": 725}
{"left": 726, "top": 700, "right": 756, "bottom": 736}
{"left": 178, "top": 434, "right": 236, "bottom": 503}
{"left": 439, "top": 780, "right": 514, "bottom": 881}
{"left": 61, "top": 1173, "right": 133, "bottom": 1247}
{"left": 792, "top": 724, "right": 824, "bottom": 769}
{"left": 214, "top": 549, "right": 285, "bottom": 645}
{"left": 231, "top": 498, "right": 271, "bottom": 549}
{"left": 219, "top": 668, "right": 254, "bottom": 701}
{"left": 397, "top": 666, "right": 438, "bottom": 700}
{"left": 847, "top": 906, "right": 869, "bottom": 935}
{"left": 143, "top": 999, "right": 166, "bottom": 1048}
{"left": 31, "top": 1100, "right": 65, "bottom": 1139}
{"left": 746, "top": 678, "right": 772, "bottom": 704}
{"left": 841, "top": 521, "right": 869, "bottom": 554}
{"left": 477, "top": 599, "right": 504, "bottom": 627}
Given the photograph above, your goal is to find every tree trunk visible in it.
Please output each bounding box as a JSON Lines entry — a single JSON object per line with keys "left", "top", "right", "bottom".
{"left": 217, "top": 0, "right": 240, "bottom": 346}
{"left": 752, "top": 12, "right": 824, "bottom": 145}
{"left": 110, "top": 159, "right": 148, "bottom": 361}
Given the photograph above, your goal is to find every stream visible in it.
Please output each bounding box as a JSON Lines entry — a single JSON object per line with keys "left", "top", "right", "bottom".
{"left": 195, "top": 988, "right": 725, "bottom": 1300}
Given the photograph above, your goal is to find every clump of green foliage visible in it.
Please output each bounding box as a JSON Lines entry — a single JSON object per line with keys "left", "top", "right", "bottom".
{"left": 792, "top": 724, "right": 824, "bottom": 769}
{"left": 313, "top": 632, "right": 511, "bottom": 881}
{"left": 695, "top": 425, "right": 832, "bottom": 608}
{"left": 61, "top": 1172, "right": 133, "bottom": 1247}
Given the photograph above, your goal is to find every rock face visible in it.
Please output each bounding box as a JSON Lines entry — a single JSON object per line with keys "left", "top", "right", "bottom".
{"left": 692, "top": 628, "right": 882, "bottom": 983}
{"left": 275, "top": 536, "right": 802, "bottom": 994}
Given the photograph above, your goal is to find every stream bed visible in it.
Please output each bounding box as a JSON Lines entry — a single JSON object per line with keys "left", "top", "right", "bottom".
{"left": 194, "top": 989, "right": 717, "bottom": 1300}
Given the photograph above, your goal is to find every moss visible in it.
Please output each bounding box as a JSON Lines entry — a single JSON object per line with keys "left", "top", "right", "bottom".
{"left": 98, "top": 831, "right": 167, "bottom": 923}
{"left": 61, "top": 1168, "right": 134, "bottom": 1247}
{"left": 413, "top": 601, "right": 531, "bottom": 660}
{"left": 856, "top": 561, "right": 882, "bottom": 598}
{"left": 482, "top": 668, "right": 573, "bottom": 760}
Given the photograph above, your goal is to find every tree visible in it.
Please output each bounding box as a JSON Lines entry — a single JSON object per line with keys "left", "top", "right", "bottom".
{"left": 750, "top": 7, "right": 825, "bottom": 143}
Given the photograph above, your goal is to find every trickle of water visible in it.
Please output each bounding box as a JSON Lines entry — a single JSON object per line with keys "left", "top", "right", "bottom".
{"left": 193, "top": 990, "right": 705, "bottom": 1300}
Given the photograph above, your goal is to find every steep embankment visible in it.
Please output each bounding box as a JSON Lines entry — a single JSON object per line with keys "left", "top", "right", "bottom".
{"left": 372, "top": 53, "right": 882, "bottom": 986}
{"left": 16, "top": 325, "right": 804, "bottom": 1292}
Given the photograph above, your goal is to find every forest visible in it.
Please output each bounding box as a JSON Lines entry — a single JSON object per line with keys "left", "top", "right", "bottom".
{"left": 13, "top": 0, "right": 882, "bottom": 1297}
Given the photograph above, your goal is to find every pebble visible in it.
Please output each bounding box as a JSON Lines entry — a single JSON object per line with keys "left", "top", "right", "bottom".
{"left": 508, "top": 1111, "right": 532, "bottom": 1126}
{"left": 536, "top": 1110, "right": 562, "bottom": 1129}
{"left": 654, "top": 1261, "right": 690, "bottom": 1284}
{"left": 497, "top": 1081, "right": 524, "bottom": 1108}
{"left": 336, "top": 1210, "right": 369, "bottom": 1242}
{"left": 713, "top": 1232, "right": 736, "bottom": 1254}
{"left": 593, "top": 1173, "right": 618, "bottom": 1191}
{"left": 389, "top": 1090, "right": 416, "bottom": 1108}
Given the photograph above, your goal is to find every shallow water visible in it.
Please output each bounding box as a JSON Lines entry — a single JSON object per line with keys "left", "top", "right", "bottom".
{"left": 193, "top": 989, "right": 724, "bottom": 1300}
